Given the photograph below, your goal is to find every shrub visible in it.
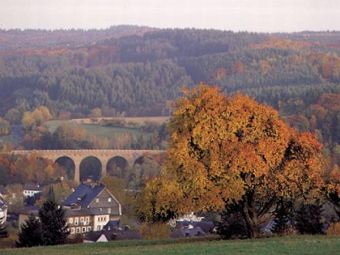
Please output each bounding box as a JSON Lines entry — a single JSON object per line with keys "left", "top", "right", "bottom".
{"left": 294, "top": 203, "right": 324, "bottom": 235}
{"left": 327, "top": 222, "right": 340, "bottom": 236}
{"left": 140, "top": 223, "right": 170, "bottom": 240}
{"left": 217, "top": 208, "right": 248, "bottom": 239}
{"left": 66, "top": 234, "right": 84, "bottom": 244}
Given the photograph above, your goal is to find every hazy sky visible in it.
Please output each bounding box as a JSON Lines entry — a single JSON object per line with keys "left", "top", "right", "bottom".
{"left": 0, "top": 0, "right": 339, "bottom": 32}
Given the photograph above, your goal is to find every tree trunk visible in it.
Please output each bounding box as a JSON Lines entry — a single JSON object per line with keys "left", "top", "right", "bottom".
{"left": 241, "top": 192, "right": 259, "bottom": 238}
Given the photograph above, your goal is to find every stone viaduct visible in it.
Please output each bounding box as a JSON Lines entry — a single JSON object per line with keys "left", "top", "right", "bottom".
{"left": 11, "top": 149, "right": 165, "bottom": 183}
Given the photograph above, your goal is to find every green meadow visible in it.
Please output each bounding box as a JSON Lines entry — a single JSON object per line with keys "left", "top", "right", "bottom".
{"left": 1, "top": 236, "right": 339, "bottom": 255}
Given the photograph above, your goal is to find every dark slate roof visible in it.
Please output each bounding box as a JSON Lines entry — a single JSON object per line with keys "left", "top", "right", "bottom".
{"left": 176, "top": 221, "right": 215, "bottom": 233}
{"left": 84, "top": 231, "right": 106, "bottom": 242}
{"left": 103, "top": 220, "right": 120, "bottom": 231}
{"left": 84, "top": 228, "right": 141, "bottom": 241}
{"left": 84, "top": 230, "right": 116, "bottom": 242}
{"left": 64, "top": 208, "right": 101, "bottom": 217}
{"left": 64, "top": 183, "right": 105, "bottom": 208}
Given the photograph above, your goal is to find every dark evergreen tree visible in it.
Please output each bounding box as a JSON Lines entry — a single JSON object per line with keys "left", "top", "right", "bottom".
{"left": 47, "top": 187, "right": 56, "bottom": 203}
{"left": 16, "top": 214, "right": 42, "bottom": 247}
{"left": 39, "top": 200, "right": 69, "bottom": 245}
{"left": 294, "top": 203, "right": 324, "bottom": 234}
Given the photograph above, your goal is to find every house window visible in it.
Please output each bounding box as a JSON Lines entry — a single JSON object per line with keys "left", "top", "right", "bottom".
{"left": 97, "top": 225, "right": 101, "bottom": 231}
{"left": 87, "top": 227, "right": 92, "bottom": 232}
{"left": 74, "top": 217, "right": 79, "bottom": 225}
{"left": 108, "top": 208, "right": 111, "bottom": 214}
{"left": 69, "top": 218, "right": 73, "bottom": 224}
{"left": 80, "top": 217, "right": 84, "bottom": 223}
{"left": 85, "top": 217, "right": 90, "bottom": 224}
{"left": 108, "top": 198, "right": 112, "bottom": 202}
{"left": 70, "top": 228, "right": 75, "bottom": 234}
{"left": 82, "top": 227, "right": 86, "bottom": 233}
{"left": 96, "top": 198, "right": 99, "bottom": 203}
{"left": 76, "top": 227, "right": 81, "bottom": 233}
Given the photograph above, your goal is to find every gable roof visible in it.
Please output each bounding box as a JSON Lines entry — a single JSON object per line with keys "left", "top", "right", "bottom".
{"left": 64, "top": 183, "right": 105, "bottom": 208}
{"left": 84, "top": 230, "right": 115, "bottom": 242}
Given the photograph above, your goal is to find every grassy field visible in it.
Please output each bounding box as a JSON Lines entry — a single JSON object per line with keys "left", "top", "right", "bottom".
{"left": 45, "top": 121, "right": 143, "bottom": 139}
{"left": 1, "top": 236, "right": 339, "bottom": 255}
{"left": 70, "top": 116, "right": 170, "bottom": 125}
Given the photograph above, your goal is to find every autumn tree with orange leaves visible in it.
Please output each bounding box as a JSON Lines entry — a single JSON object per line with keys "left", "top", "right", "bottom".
{"left": 139, "top": 83, "right": 325, "bottom": 238}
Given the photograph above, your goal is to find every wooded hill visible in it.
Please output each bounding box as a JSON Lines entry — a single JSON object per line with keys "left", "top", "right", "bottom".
{"left": 0, "top": 27, "right": 339, "bottom": 159}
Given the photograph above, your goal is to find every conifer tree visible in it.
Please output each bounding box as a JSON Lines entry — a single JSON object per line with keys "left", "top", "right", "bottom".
{"left": 39, "top": 200, "right": 69, "bottom": 245}
{"left": 16, "top": 214, "right": 42, "bottom": 247}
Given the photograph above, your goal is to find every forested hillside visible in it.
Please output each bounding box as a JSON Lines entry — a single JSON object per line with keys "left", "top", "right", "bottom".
{"left": 0, "top": 27, "right": 339, "bottom": 161}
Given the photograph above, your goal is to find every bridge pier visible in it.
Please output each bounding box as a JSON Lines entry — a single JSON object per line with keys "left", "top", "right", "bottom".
{"left": 73, "top": 158, "right": 81, "bottom": 183}
{"left": 100, "top": 157, "right": 110, "bottom": 179}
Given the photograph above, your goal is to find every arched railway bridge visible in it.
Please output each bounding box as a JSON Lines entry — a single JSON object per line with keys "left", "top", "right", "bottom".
{"left": 11, "top": 149, "right": 165, "bottom": 182}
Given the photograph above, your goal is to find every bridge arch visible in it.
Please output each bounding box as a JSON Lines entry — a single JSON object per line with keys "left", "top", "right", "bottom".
{"left": 79, "top": 156, "right": 102, "bottom": 182}
{"left": 55, "top": 156, "right": 75, "bottom": 180}
{"left": 106, "top": 156, "right": 129, "bottom": 179}
{"left": 11, "top": 149, "right": 166, "bottom": 183}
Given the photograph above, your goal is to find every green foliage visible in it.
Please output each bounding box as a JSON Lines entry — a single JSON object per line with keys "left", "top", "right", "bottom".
{"left": 0, "top": 29, "right": 339, "bottom": 119}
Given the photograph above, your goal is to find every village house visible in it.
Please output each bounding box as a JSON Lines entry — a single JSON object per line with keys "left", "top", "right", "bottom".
{"left": 19, "top": 182, "right": 122, "bottom": 236}
{"left": 63, "top": 182, "right": 121, "bottom": 233}
{"left": 23, "top": 184, "right": 42, "bottom": 198}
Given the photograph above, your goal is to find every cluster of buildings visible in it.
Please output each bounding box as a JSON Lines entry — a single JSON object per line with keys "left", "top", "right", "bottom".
{"left": 1, "top": 180, "right": 214, "bottom": 243}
